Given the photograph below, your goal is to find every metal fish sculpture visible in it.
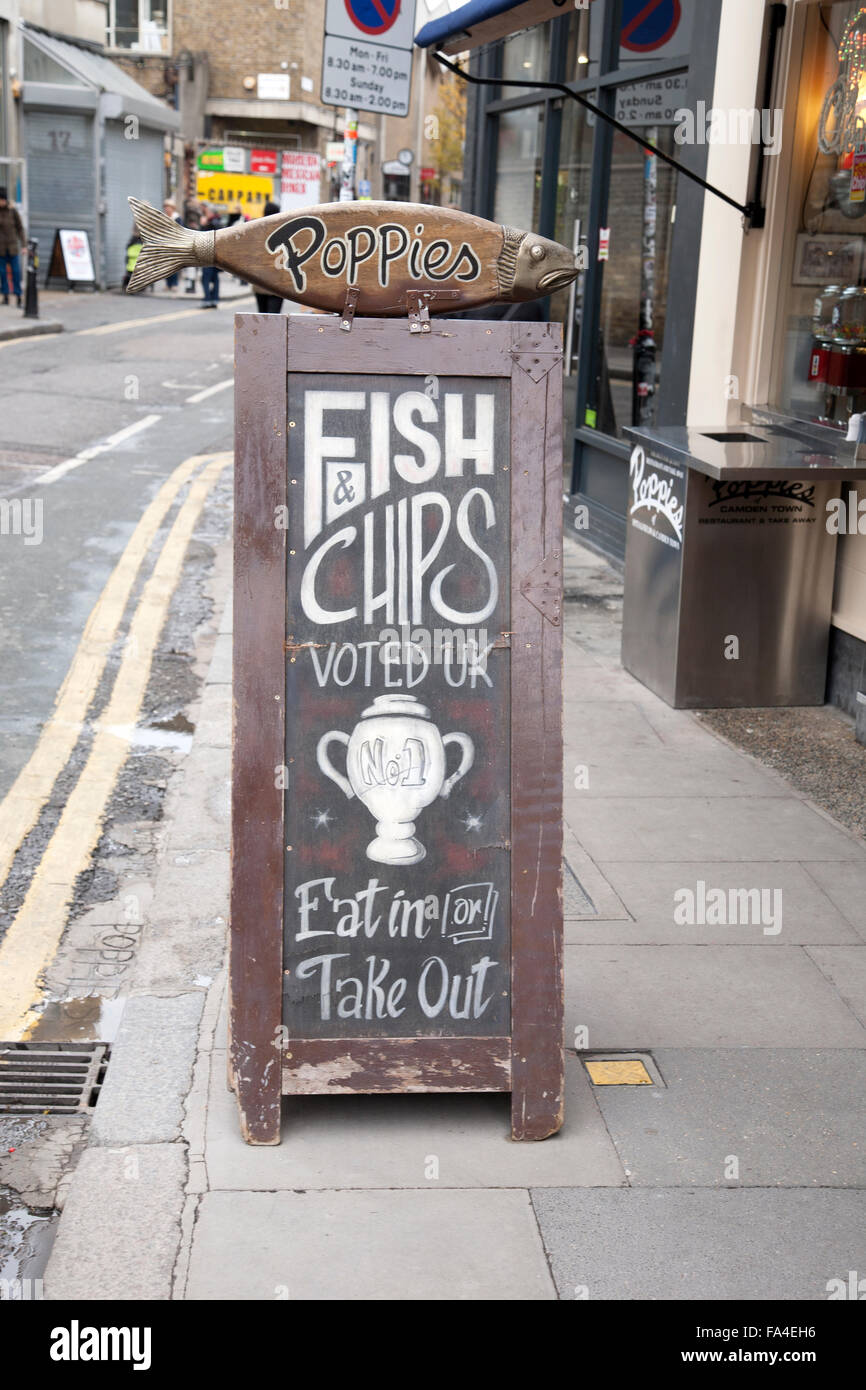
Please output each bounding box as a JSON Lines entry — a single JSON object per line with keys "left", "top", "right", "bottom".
{"left": 125, "top": 197, "right": 580, "bottom": 315}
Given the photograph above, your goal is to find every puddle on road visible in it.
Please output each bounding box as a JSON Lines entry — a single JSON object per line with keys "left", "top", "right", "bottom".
{"left": 150, "top": 712, "right": 195, "bottom": 735}
{"left": 28, "top": 995, "right": 127, "bottom": 1044}
{"left": 102, "top": 718, "right": 194, "bottom": 754}
{"left": 0, "top": 1188, "right": 57, "bottom": 1295}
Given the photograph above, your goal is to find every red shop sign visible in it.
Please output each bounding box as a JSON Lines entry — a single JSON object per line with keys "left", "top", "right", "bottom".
{"left": 251, "top": 149, "right": 278, "bottom": 176}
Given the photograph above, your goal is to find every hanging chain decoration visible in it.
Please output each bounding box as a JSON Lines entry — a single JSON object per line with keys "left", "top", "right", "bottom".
{"left": 819, "top": 6, "right": 866, "bottom": 154}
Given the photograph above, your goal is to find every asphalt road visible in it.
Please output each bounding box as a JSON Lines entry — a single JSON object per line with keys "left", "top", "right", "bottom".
{"left": 0, "top": 288, "right": 251, "bottom": 1029}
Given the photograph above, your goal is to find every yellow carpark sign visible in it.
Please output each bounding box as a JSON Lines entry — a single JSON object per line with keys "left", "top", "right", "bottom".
{"left": 196, "top": 173, "right": 274, "bottom": 216}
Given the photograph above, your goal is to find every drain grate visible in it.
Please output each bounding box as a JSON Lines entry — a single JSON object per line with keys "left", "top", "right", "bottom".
{"left": 0, "top": 1041, "right": 109, "bottom": 1115}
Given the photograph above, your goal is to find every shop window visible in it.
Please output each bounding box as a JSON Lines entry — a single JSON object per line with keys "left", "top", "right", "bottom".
{"left": 552, "top": 100, "right": 593, "bottom": 442}
{"left": 589, "top": 123, "right": 677, "bottom": 439}
{"left": 565, "top": 5, "right": 596, "bottom": 81}
{"left": 501, "top": 25, "right": 550, "bottom": 86}
{"left": 22, "top": 38, "right": 81, "bottom": 85}
{"left": 108, "top": 0, "right": 170, "bottom": 52}
{"left": 554, "top": 101, "right": 593, "bottom": 285}
{"left": 0, "top": 22, "right": 6, "bottom": 154}
{"left": 483, "top": 0, "right": 691, "bottom": 489}
{"left": 383, "top": 170, "right": 411, "bottom": 201}
{"left": 774, "top": 2, "right": 866, "bottom": 431}
{"left": 493, "top": 105, "right": 544, "bottom": 232}
{"left": 573, "top": 0, "right": 694, "bottom": 80}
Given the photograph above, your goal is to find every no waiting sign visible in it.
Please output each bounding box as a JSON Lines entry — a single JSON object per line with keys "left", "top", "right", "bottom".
{"left": 621, "top": 0, "right": 682, "bottom": 53}
{"left": 322, "top": 0, "right": 414, "bottom": 116}
{"left": 325, "top": 0, "right": 415, "bottom": 48}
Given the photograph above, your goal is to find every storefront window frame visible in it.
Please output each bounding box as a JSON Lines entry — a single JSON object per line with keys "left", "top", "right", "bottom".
{"left": 0, "top": 21, "right": 8, "bottom": 157}
{"left": 761, "top": 0, "right": 866, "bottom": 433}
{"left": 477, "top": 0, "right": 695, "bottom": 504}
{"left": 106, "top": 0, "right": 171, "bottom": 53}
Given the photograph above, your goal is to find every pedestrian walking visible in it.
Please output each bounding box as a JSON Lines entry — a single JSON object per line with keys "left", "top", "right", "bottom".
{"left": 163, "top": 199, "right": 182, "bottom": 289}
{"left": 253, "top": 200, "right": 283, "bottom": 315}
{"left": 199, "top": 204, "right": 222, "bottom": 308}
{"left": 182, "top": 201, "right": 200, "bottom": 294}
{"left": 122, "top": 227, "right": 143, "bottom": 291}
{"left": 226, "top": 202, "right": 251, "bottom": 288}
{"left": 0, "top": 187, "right": 24, "bottom": 308}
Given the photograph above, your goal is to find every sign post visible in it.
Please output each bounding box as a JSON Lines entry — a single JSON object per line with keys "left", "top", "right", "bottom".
{"left": 230, "top": 311, "right": 565, "bottom": 1144}
{"left": 340, "top": 110, "right": 358, "bottom": 202}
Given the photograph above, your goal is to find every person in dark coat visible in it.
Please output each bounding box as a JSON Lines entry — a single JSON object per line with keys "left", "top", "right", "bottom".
{"left": 0, "top": 187, "right": 25, "bottom": 307}
{"left": 254, "top": 201, "right": 283, "bottom": 315}
{"left": 163, "top": 198, "right": 182, "bottom": 289}
{"left": 199, "top": 204, "right": 223, "bottom": 308}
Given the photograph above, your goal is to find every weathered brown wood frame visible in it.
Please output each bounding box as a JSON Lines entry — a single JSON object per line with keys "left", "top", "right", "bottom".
{"left": 229, "top": 313, "right": 563, "bottom": 1145}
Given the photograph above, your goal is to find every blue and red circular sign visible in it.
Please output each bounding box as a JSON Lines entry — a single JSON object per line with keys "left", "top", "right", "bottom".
{"left": 621, "top": 0, "right": 681, "bottom": 53}
{"left": 344, "top": 0, "right": 401, "bottom": 37}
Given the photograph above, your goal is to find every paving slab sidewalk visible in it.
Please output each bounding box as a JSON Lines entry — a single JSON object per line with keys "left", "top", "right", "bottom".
{"left": 45, "top": 536, "right": 866, "bottom": 1301}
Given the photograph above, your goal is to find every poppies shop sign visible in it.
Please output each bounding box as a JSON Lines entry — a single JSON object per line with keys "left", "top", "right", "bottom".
{"left": 229, "top": 312, "right": 565, "bottom": 1146}
{"left": 124, "top": 198, "right": 580, "bottom": 317}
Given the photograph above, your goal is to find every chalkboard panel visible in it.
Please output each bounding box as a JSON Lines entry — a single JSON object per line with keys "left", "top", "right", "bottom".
{"left": 229, "top": 314, "right": 564, "bottom": 1146}
{"left": 283, "top": 375, "right": 511, "bottom": 1038}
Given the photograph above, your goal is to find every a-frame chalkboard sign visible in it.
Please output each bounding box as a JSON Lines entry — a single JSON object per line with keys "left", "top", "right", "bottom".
{"left": 45, "top": 228, "right": 96, "bottom": 289}
{"left": 229, "top": 312, "right": 564, "bottom": 1144}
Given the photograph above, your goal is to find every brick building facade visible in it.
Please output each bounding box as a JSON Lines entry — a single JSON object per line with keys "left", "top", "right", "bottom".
{"left": 106, "top": 1, "right": 455, "bottom": 214}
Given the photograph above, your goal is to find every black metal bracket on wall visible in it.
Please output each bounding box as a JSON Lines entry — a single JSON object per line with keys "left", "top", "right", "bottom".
{"left": 432, "top": 50, "right": 763, "bottom": 227}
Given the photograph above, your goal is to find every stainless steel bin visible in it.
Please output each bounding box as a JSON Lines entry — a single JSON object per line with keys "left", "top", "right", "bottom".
{"left": 621, "top": 423, "right": 866, "bottom": 708}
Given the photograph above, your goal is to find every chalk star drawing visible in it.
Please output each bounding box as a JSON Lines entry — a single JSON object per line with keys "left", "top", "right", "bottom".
{"left": 311, "top": 808, "right": 334, "bottom": 829}
{"left": 461, "top": 813, "right": 484, "bottom": 833}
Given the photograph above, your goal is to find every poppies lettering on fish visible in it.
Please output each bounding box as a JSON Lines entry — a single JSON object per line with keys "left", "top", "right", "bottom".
{"left": 124, "top": 197, "right": 580, "bottom": 315}
{"left": 266, "top": 215, "right": 483, "bottom": 292}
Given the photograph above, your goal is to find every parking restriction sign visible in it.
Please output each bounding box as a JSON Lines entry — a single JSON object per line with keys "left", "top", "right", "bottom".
{"left": 325, "top": 0, "right": 415, "bottom": 48}
{"left": 322, "top": 0, "right": 414, "bottom": 116}
{"left": 621, "top": 0, "right": 682, "bottom": 53}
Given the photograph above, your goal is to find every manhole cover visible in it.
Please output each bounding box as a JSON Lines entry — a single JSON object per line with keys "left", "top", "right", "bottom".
{"left": 0, "top": 1042, "right": 109, "bottom": 1115}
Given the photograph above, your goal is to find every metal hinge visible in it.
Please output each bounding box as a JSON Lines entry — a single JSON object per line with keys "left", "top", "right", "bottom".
{"left": 511, "top": 322, "right": 563, "bottom": 381}
{"left": 404, "top": 289, "right": 462, "bottom": 333}
{"left": 339, "top": 286, "right": 360, "bottom": 332}
{"left": 520, "top": 550, "right": 562, "bottom": 625}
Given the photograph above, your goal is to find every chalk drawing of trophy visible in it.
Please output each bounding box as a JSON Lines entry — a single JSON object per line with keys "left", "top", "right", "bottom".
{"left": 317, "top": 694, "right": 474, "bottom": 866}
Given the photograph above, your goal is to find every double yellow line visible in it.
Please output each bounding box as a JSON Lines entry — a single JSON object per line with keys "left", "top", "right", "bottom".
{"left": 0, "top": 450, "right": 232, "bottom": 1037}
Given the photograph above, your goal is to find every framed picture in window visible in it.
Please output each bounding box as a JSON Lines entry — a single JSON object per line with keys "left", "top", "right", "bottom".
{"left": 793, "top": 233, "right": 863, "bottom": 286}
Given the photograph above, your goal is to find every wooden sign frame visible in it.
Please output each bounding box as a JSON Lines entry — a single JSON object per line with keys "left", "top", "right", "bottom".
{"left": 229, "top": 312, "right": 563, "bottom": 1145}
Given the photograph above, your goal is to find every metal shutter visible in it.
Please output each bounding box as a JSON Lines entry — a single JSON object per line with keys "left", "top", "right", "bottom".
{"left": 24, "top": 109, "right": 96, "bottom": 272}
{"left": 103, "top": 121, "right": 164, "bottom": 287}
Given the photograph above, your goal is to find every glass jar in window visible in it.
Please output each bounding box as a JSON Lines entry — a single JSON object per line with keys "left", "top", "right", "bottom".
{"left": 833, "top": 285, "right": 866, "bottom": 343}
{"left": 814, "top": 285, "right": 842, "bottom": 337}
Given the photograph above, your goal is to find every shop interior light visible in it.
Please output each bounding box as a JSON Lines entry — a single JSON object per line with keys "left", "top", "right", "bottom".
{"left": 820, "top": 7, "right": 866, "bottom": 154}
